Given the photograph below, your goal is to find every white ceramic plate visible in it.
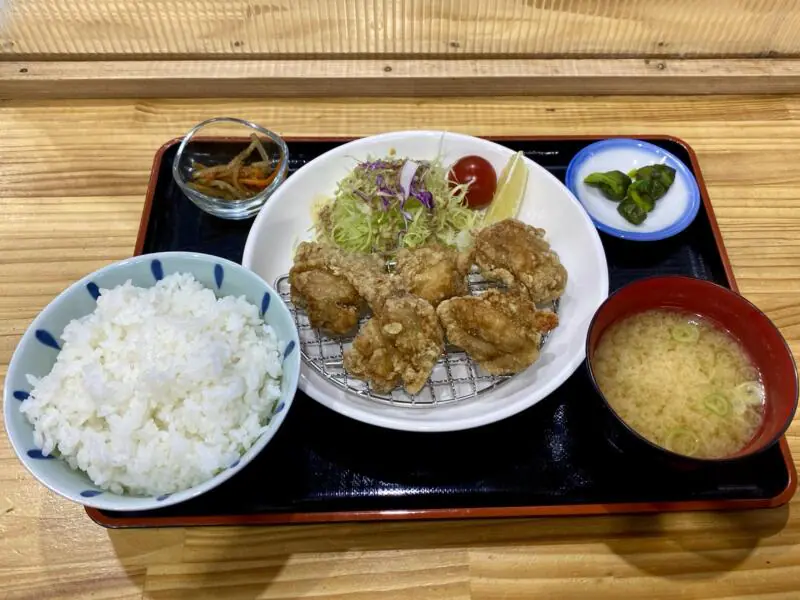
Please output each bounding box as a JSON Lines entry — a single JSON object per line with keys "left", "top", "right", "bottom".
{"left": 242, "top": 131, "right": 609, "bottom": 432}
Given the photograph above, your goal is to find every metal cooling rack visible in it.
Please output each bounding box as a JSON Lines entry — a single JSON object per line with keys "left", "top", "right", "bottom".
{"left": 276, "top": 271, "right": 558, "bottom": 407}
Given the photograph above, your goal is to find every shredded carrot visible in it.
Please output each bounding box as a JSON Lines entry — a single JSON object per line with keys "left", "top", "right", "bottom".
{"left": 188, "top": 135, "right": 281, "bottom": 201}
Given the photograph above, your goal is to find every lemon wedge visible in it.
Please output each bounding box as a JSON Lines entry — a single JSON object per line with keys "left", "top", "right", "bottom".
{"left": 482, "top": 151, "right": 528, "bottom": 225}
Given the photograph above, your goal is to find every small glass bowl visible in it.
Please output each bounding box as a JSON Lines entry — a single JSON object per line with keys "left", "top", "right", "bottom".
{"left": 172, "top": 117, "right": 289, "bottom": 220}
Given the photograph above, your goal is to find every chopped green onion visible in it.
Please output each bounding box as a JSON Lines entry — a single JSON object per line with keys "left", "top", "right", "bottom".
{"left": 671, "top": 323, "right": 700, "bottom": 343}
{"left": 664, "top": 428, "right": 700, "bottom": 456}
{"left": 731, "top": 396, "right": 747, "bottom": 416}
{"left": 703, "top": 392, "right": 730, "bottom": 416}
{"left": 734, "top": 381, "right": 765, "bottom": 406}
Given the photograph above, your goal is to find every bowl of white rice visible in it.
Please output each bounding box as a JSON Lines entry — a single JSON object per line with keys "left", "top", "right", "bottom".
{"left": 3, "top": 252, "right": 300, "bottom": 511}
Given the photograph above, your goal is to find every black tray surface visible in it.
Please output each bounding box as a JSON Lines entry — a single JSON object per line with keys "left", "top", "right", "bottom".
{"left": 98, "top": 137, "right": 790, "bottom": 523}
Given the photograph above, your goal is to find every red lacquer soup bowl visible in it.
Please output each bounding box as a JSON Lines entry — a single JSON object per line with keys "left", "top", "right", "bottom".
{"left": 586, "top": 276, "right": 798, "bottom": 462}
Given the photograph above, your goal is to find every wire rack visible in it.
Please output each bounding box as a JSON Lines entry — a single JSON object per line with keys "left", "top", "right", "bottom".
{"left": 276, "top": 271, "right": 558, "bottom": 408}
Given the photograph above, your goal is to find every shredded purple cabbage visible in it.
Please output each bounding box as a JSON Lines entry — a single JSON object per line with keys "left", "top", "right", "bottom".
{"left": 413, "top": 190, "right": 434, "bottom": 210}
{"left": 359, "top": 159, "right": 396, "bottom": 171}
{"left": 354, "top": 157, "right": 435, "bottom": 214}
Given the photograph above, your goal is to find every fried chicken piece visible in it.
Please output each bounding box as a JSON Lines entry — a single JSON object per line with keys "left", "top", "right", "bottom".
{"left": 289, "top": 242, "right": 392, "bottom": 334}
{"left": 289, "top": 269, "right": 362, "bottom": 335}
{"left": 292, "top": 241, "right": 385, "bottom": 280}
{"left": 293, "top": 241, "right": 403, "bottom": 309}
{"left": 344, "top": 261, "right": 404, "bottom": 315}
{"left": 291, "top": 241, "right": 444, "bottom": 393}
{"left": 474, "top": 219, "right": 567, "bottom": 304}
{"left": 344, "top": 294, "right": 444, "bottom": 395}
{"left": 436, "top": 289, "right": 559, "bottom": 375}
{"left": 395, "top": 244, "right": 470, "bottom": 306}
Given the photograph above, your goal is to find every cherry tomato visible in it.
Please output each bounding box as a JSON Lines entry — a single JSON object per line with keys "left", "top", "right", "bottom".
{"left": 449, "top": 155, "right": 497, "bottom": 209}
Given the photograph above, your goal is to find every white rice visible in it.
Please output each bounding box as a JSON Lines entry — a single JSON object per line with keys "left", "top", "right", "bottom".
{"left": 20, "top": 273, "right": 284, "bottom": 496}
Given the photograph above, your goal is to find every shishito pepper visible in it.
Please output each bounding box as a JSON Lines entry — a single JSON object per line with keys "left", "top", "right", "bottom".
{"left": 586, "top": 162, "right": 677, "bottom": 226}
{"left": 627, "top": 179, "right": 657, "bottom": 212}
{"left": 617, "top": 198, "right": 647, "bottom": 225}
{"left": 583, "top": 170, "right": 631, "bottom": 202}
{"left": 629, "top": 164, "right": 676, "bottom": 198}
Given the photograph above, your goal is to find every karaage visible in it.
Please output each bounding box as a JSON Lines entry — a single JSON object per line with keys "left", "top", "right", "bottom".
{"left": 344, "top": 294, "right": 444, "bottom": 395}
{"left": 289, "top": 242, "right": 386, "bottom": 334}
{"left": 436, "top": 289, "right": 559, "bottom": 375}
{"left": 395, "top": 244, "right": 470, "bottom": 306}
{"left": 289, "top": 269, "right": 363, "bottom": 335}
{"left": 474, "top": 219, "right": 567, "bottom": 304}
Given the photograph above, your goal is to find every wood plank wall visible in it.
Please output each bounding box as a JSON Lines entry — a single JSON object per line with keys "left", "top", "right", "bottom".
{"left": 1, "top": 0, "right": 799, "bottom": 59}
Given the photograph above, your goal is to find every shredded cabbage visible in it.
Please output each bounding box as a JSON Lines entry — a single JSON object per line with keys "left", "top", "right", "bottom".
{"left": 314, "top": 156, "right": 480, "bottom": 255}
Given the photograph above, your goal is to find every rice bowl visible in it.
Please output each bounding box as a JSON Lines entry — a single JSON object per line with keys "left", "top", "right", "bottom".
{"left": 21, "top": 273, "right": 284, "bottom": 496}
{"left": 3, "top": 252, "right": 300, "bottom": 511}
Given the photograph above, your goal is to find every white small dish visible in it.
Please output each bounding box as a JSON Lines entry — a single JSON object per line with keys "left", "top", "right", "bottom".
{"left": 565, "top": 138, "right": 701, "bottom": 241}
{"left": 242, "top": 130, "right": 609, "bottom": 433}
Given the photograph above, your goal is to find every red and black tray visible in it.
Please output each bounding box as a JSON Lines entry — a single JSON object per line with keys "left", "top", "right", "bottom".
{"left": 86, "top": 135, "right": 796, "bottom": 528}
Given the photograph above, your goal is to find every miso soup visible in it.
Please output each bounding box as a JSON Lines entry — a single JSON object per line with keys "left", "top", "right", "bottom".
{"left": 593, "top": 309, "right": 764, "bottom": 459}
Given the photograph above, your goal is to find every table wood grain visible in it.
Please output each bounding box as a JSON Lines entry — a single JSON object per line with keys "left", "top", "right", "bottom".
{"left": 1, "top": 96, "right": 799, "bottom": 599}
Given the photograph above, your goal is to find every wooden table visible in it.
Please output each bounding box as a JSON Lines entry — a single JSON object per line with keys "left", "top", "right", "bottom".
{"left": 1, "top": 96, "right": 799, "bottom": 599}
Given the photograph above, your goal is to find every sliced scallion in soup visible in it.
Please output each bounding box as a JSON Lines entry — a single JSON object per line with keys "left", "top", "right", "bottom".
{"left": 593, "top": 309, "right": 763, "bottom": 459}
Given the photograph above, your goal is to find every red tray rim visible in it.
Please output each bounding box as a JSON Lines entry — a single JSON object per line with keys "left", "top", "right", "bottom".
{"left": 89, "top": 134, "right": 797, "bottom": 528}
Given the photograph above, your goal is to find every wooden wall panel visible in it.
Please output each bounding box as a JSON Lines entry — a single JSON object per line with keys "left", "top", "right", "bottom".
{"left": 1, "top": 0, "right": 799, "bottom": 59}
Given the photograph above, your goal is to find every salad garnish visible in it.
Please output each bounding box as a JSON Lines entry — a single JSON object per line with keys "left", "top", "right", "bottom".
{"left": 314, "top": 156, "right": 480, "bottom": 255}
